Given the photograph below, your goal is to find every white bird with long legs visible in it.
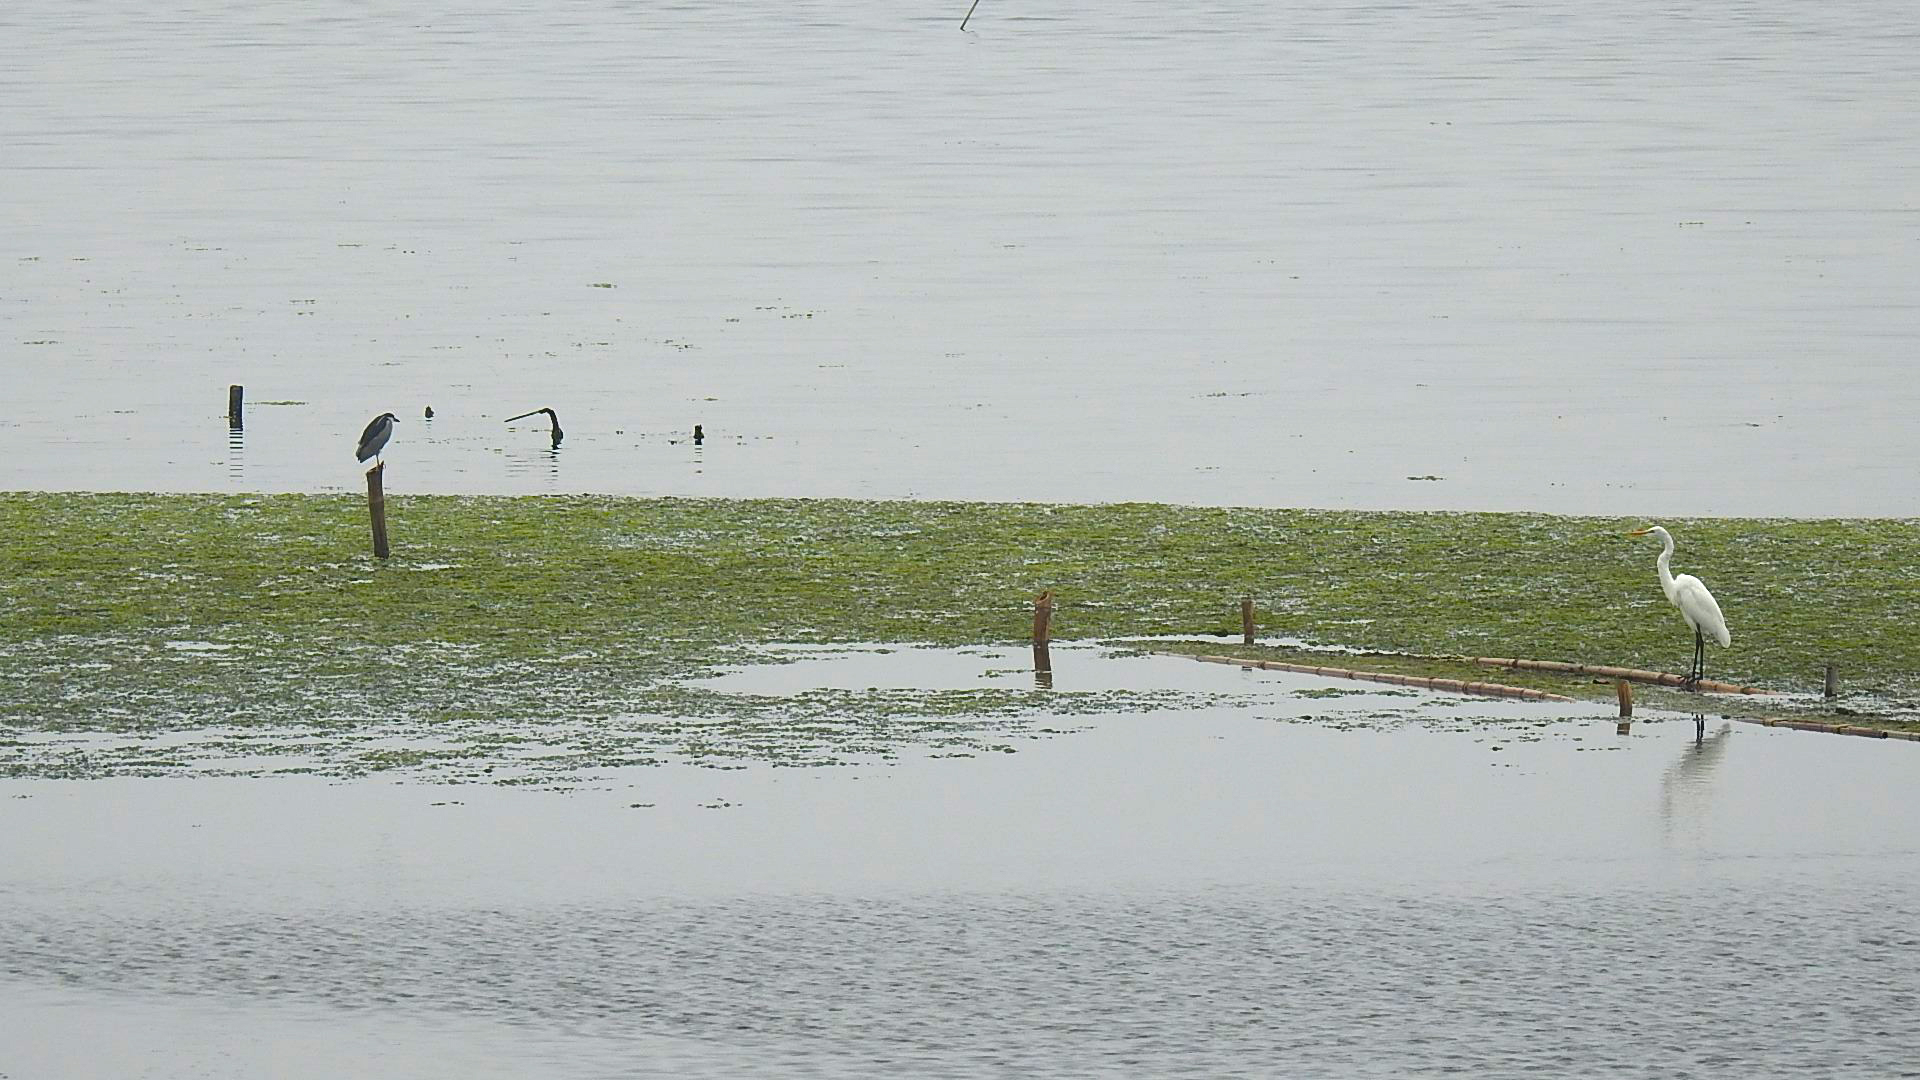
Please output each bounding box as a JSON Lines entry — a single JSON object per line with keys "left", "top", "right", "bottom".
{"left": 1629, "top": 525, "right": 1730, "bottom": 699}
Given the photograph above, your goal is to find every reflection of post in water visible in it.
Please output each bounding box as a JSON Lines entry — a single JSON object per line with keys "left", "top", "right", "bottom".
{"left": 502, "top": 446, "right": 563, "bottom": 484}
{"left": 1032, "top": 589, "right": 1054, "bottom": 684}
{"left": 226, "top": 425, "right": 245, "bottom": 481}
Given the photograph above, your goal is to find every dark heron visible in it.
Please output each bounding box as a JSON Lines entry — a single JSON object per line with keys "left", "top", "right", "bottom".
{"left": 505, "top": 407, "right": 564, "bottom": 448}
{"left": 356, "top": 412, "right": 398, "bottom": 464}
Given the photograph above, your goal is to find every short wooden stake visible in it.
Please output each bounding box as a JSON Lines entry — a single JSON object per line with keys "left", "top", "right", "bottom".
{"left": 1615, "top": 719, "right": 1632, "bottom": 736}
{"left": 227, "top": 384, "right": 244, "bottom": 429}
{"left": 1241, "top": 595, "right": 1255, "bottom": 645}
{"left": 1032, "top": 589, "right": 1053, "bottom": 674}
{"left": 1615, "top": 679, "right": 1633, "bottom": 718}
{"left": 1824, "top": 663, "right": 1838, "bottom": 700}
{"left": 366, "top": 463, "right": 390, "bottom": 559}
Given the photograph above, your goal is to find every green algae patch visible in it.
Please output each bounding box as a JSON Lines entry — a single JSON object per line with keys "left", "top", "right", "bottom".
{"left": 2, "top": 493, "right": 1917, "bottom": 779}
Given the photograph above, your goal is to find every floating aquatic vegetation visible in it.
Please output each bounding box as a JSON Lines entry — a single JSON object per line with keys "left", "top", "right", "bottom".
{"left": 1, "top": 494, "right": 1916, "bottom": 781}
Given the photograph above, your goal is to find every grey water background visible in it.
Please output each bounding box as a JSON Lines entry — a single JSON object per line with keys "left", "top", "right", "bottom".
{"left": 4, "top": 0, "right": 1917, "bottom": 512}
{"left": 6, "top": 649, "right": 1920, "bottom": 1076}
{"left": 6, "top": 687, "right": 1920, "bottom": 1078}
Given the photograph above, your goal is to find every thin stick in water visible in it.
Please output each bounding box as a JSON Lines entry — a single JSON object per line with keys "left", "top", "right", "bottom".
{"left": 961, "top": 0, "right": 982, "bottom": 31}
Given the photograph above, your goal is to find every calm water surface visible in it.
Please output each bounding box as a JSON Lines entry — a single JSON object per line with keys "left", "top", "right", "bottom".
{"left": 5, "top": 693, "right": 1920, "bottom": 1077}
{"left": 4, "top": 1, "right": 1917, "bottom": 512}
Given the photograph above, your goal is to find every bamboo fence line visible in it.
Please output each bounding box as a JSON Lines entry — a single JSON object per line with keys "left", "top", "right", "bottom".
{"left": 1447, "top": 655, "right": 1775, "bottom": 696}
{"left": 1159, "top": 651, "right": 1576, "bottom": 703}
{"left": 1733, "top": 715, "right": 1920, "bottom": 742}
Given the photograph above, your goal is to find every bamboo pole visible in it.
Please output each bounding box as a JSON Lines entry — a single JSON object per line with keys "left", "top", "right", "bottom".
{"left": 1240, "top": 596, "right": 1255, "bottom": 645}
{"left": 1454, "top": 655, "right": 1774, "bottom": 695}
{"left": 1160, "top": 651, "right": 1575, "bottom": 703}
{"left": 1032, "top": 589, "right": 1053, "bottom": 674}
{"left": 366, "top": 463, "right": 390, "bottom": 559}
{"left": 1741, "top": 716, "right": 1920, "bottom": 740}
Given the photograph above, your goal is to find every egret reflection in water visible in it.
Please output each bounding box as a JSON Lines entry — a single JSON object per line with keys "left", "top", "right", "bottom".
{"left": 1660, "top": 717, "right": 1733, "bottom": 842}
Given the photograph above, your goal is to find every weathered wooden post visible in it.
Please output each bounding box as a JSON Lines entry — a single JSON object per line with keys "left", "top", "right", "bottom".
{"left": 1032, "top": 589, "right": 1053, "bottom": 676}
{"left": 693, "top": 424, "right": 705, "bottom": 446}
{"left": 1615, "top": 679, "right": 1633, "bottom": 718}
{"left": 366, "top": 463, "right": 390, "bottom": 559}
{"left": 1241, "top": 595, "right": 1255, "bottom": 645}
{"left": 227, "top": 384, "right": 244, "bottom": 429}
{"left": 1824, "top": 663, "right": 1838, "bottom": 700}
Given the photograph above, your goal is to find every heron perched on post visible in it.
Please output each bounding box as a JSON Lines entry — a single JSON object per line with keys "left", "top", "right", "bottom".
{"left": 356, "top": 412, "right": 398, "bottom": 464}
{"left": 505, "top": 407, "right": 564, "bottom": 448}
{"left": 1628, "top": 525, "right": 1730, "bottom": 696}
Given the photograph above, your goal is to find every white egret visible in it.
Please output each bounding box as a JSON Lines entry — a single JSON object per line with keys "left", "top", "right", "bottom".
{"left": 356, "top": 412, "right": 398, "bottom": 464}
{"left": 1629, "top": 525, "right": 1730, "bottom": 691}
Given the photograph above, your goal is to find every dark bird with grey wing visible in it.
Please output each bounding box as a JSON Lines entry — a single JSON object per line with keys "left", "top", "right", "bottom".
{"left": 356, "top": 412, "right": 398, "bottom": 464}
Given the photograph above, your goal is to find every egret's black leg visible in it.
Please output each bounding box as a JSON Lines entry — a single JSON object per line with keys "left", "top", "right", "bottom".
{"left": 1681, "top": 628, "right": 1704, "bottom": 692}
{"left": 1695, "top": 714, "right": 1706, "bottom": 740}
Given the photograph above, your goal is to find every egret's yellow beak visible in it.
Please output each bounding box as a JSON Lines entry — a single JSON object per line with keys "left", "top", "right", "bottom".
{"left": 1626, "top": 528, "right": 1651, "bottom": 536}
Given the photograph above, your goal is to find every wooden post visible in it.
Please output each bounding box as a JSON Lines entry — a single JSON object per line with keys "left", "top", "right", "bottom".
{"left": 1824, "top": 663, "right": 1838, "bottom": 699}
{"left": 1032, "top": 589, "right": 1053, "bottom": 674}
{"left": 1615, "top": 679, "right": 1633, "bottom": 718}
{"left": 1241, "top": 595, "right": 1255, "bottom": 645}
{"left": 227, "top": 384, "right": 244, "bottom": 429}
{"left": 366, "top": 463, "right": 390, "bottom": 559}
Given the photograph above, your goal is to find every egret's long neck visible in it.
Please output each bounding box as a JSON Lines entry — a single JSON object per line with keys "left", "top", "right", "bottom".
{"left": 1655, "top": 533, "right": 1678, "bottom": 601}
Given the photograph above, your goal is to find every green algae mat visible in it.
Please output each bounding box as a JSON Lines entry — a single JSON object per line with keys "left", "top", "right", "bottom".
{"left": 3, "top": 493, "right": 1916, "bottom": 779}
